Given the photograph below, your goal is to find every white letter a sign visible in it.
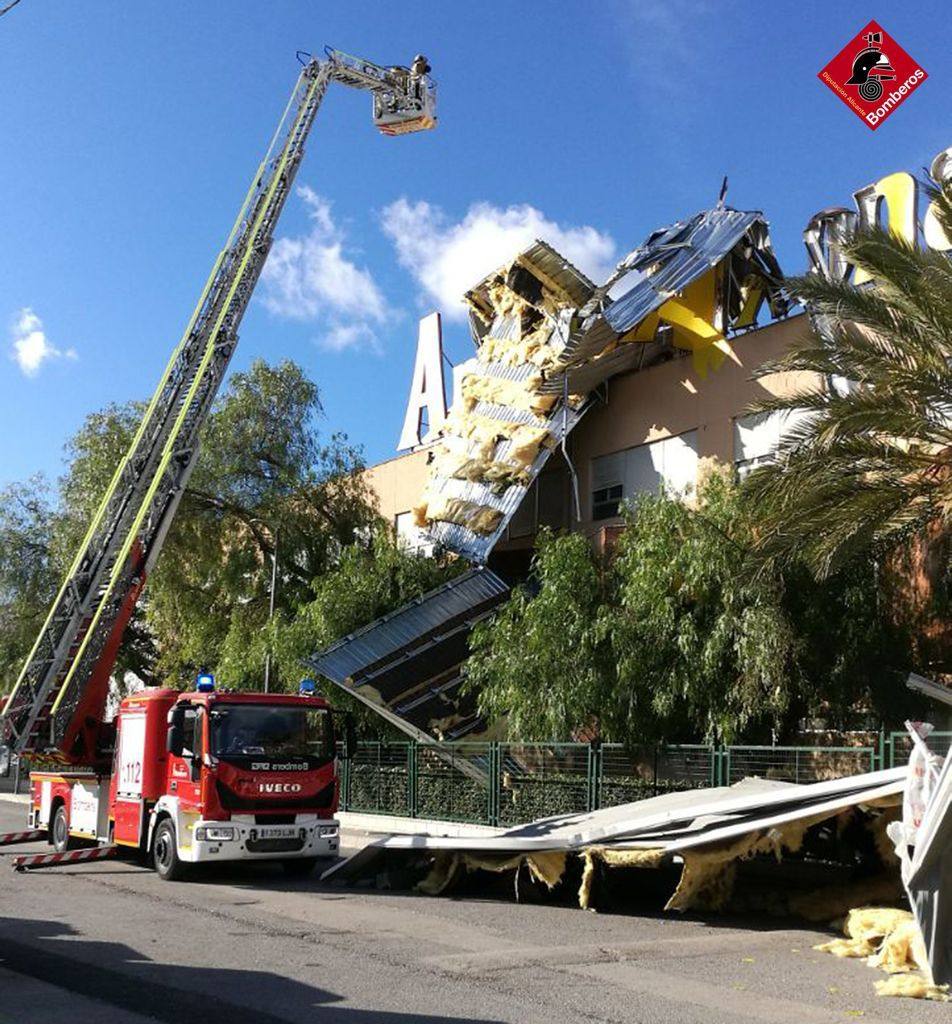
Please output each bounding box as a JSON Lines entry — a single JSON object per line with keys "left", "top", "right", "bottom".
{"left": 398, "top": 313, "right": 447, "bottom": 450}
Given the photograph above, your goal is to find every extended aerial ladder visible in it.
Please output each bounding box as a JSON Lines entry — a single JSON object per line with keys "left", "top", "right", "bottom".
{"left": 0, "top": 48, "right": 436, "bottom": 765}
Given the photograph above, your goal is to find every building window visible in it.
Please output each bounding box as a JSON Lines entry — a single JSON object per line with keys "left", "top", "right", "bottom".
{"left": 394, "top": 511, "right": 433, "bottom": 555}
{"left": 592, "top": 484, "right": 624, "bottom": 521}
{"left": 591, "top": 431, "right": 698, "bottom": 521}
{"left": 734, "top": 410, "right": 808, "bottom": 479}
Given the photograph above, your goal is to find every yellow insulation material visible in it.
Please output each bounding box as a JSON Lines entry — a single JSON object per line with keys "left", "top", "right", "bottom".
{"left": 442, "top": 416, "right": 506, "bottom": 461}
{"left": 578, "top": 847, "right": 666, "bottom": 909}
{"left": 416, "top": 853, "right": 461, "bottom": 896}
{"left": 665, "top": 816, "right": 816, "bottom": 913}
{"left": 875, "top": 976, "right": 949, "bottom": 1001}
{"left": 814, "top": 907, "right": 949, "bottom": 1002}
{"left": 417, "top": 851, "right": 568, "bottom": 896}
{"left": 487, "top": 280, "right": 531, "bottom": 321}
{"left": 417, "top": 494, "right": 503, "bottom": 535}
{"left": 414, "top": 254, "right": 575, "bottom": 528}
{"left": 461, "top": 851, "right": 568, "bottom": 889}
{"left": 460, "top": 372, "right": 557, "bottom": 417}
{"left": 814, "top": 908, "right": 911, "bottom": 959}
{"left": 428, "top": 443, "right": 523, "bottom": 491}
{"left": 509, "top": 424, "right": 552, "bottom": 466}
{"left": 411, "top": 502, "right": 429, "bottom": 529}
{"left": 479, "top": 328, "right": 556, "bottom": 370}
{"left": 869, "top": 918, "right": 928, "bottom": 974}
{"left": 428, "top": 421, "right": 551, "bottom": 490}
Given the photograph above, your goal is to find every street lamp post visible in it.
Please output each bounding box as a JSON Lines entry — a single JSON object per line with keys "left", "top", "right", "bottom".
{"left": 263, "top": 527, "right": 278, "bottom": 694}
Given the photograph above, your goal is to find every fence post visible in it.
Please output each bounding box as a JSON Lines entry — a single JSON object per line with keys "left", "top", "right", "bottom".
{"left": 877, "top": 730, "right": 885, "bottom": 772}
{"left": 488, "top": 742, "right": 500, "bottom": 827}
{"left": 407, "top": 741, "right": 418, "bottom": 819}
{"left": 587, "top": 741, "right": 602, "bottom": 812}
{"left": 340, "top": 753, "right": 348, "bottom": 811}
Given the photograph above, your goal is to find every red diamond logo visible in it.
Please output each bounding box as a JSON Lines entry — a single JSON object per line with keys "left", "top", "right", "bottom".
{"left": 819, "top": 21, "right": 927, "bottom": 130}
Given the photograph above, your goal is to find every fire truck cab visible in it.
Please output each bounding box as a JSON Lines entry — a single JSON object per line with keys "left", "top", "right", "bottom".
{"left": 30, "top": 680, "right": 344, "bottom": 880}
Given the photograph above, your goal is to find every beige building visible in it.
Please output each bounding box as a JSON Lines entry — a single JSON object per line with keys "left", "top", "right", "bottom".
{"left": 364, "top": 312, "right": 811, "bottom": 575}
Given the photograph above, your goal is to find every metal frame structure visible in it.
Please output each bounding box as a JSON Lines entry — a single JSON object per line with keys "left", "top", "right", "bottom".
{"left": 1, "top": 49, "right": 436, "bottom": 763}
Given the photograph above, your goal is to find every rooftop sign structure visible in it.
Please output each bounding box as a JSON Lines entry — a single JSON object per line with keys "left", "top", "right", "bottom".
{"left": 397, "top": 312, "right": 449, "bottom": 451}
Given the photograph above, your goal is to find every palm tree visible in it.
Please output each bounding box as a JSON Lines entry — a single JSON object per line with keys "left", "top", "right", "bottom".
{"left": 744, "top": 179, "right": 952, "bottom": 580}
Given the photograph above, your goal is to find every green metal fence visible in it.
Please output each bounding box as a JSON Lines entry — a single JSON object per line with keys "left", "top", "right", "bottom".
{"left": 338, "top": 733, "right": 920, "bottom": 827}
{"left": 886, "top": 730, "right": 952, "bottom": 769}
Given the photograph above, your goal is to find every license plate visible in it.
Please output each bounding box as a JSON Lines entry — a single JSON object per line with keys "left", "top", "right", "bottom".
{"left": 257, "top": 826, "right": 298, "bottom": 839}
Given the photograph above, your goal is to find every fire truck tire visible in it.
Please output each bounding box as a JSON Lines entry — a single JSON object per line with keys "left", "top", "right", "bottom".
{"left": 51, "top": 804, "right": 80, "bottom": 854}
{"left": 153, "top": 819, "right": 188, "bottom": 881}
{"left": 281, "top": 857, "right": 320, "bottom": 876}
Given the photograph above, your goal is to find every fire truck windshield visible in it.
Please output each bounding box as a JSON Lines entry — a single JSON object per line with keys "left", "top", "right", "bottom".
{"left": 209, "top": 705, "right": 332, "bottom": 761}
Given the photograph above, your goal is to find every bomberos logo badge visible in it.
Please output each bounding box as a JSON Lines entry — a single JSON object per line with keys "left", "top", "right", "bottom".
{"left": 818, "top": 21, "right": 927, "bottom": 130}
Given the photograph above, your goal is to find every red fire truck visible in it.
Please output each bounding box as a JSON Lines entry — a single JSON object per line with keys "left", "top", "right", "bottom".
{"left": 28, "top": 678, "right": 350, "bottom": 879}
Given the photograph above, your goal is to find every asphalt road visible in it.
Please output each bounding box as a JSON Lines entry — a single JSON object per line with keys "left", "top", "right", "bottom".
{"left": 0, "top": 800, "right": 943, "bottom": 1024}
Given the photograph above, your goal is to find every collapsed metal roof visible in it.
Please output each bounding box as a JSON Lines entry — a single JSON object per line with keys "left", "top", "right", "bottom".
{"left": 605, "top": 209, "right": 785, "bottom": 333}
{"left": 412, "top": 207, "right": 787, "bottom": 566}
{"left": 308, "top": 567, "right": 510, "bottom": 741}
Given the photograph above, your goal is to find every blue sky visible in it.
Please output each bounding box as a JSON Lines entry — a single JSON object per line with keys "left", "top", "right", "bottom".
{"left": 1, "top": 1, "right": 947, "bottom": 490}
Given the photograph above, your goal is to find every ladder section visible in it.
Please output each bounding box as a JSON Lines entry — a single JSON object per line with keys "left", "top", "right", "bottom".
{"left": 3, "top": 62, "right": 330, "bottom": 761}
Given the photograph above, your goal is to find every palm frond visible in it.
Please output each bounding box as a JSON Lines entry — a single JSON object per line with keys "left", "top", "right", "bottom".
{"left": 743, "top": 178, "right": 952, "bottom": 577}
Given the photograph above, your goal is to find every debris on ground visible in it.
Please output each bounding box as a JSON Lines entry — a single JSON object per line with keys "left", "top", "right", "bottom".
{"left": 815, "top": 907, "right": 949, "bottom": 1001}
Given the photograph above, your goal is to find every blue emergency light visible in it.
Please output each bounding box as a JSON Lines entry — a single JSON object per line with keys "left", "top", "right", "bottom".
{"left": 196, "top": 672, "right": 216, "bottom": 692}
{"left": 299, "top": 678, "right": 316, "bottom": 696}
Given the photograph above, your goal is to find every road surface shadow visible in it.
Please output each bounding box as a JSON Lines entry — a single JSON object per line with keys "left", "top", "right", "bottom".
{"left": 0, "top": 916, "right": 504, "bottom": 1024}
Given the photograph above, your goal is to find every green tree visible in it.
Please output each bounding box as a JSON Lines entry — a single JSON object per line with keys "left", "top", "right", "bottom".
{"left": 55, "top": 403, "right": 143, "bottom": 565}
{"left": 779, "top": 558, "right": 917, "bottom": 732}
{"left": 0, "top": 477, "right": 57, "bottom": 688}
{"left": 745, "top": 179, "right": 952, "bottom": 579}
{"left": 146, "top": 359, "right": 378, "bottom": 688}
{"left": 609, "top": 470, "right": 794, "bottom": 744}
{"left": 466, "top": 529, "right": 612, "bottom": 741}
{"left": 468, "top": 472, "right": 917, "bottom": 745}
{"left": 265, "top": 528, "right": 464, "bottom": 732}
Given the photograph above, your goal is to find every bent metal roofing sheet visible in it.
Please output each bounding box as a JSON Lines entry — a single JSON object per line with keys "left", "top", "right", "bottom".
{"left": 321, "top": 767, "right": 905, "bottom": 884}
{"left": 308, "top": 567, "right": 509, "bottom": 686}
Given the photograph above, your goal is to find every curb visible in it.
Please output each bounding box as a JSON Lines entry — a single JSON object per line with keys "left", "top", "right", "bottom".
{"left": 0, "top": 792, "right": 29, "bottom": 806}
{"left": 337, "top": 810, "right": 503, "bottom": 838}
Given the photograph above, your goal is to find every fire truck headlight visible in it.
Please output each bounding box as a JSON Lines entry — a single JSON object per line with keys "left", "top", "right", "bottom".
{"left": 196, "top": 826, "right": 236, "bottom": 842}
{"left": 319, "top": 825, "right": 338, "bottom": 838}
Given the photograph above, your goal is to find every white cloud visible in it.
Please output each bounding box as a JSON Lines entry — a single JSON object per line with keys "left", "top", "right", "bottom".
{"left": 321, "top": 322, "right": 381, "bottom": 354}
{"left": 10, "top": 308, "right": 77, "bottom": 377}
{"left": 260, "top": 187, "right": 389, "bottom": 352}
{"left": 380, "top": 198, "right": 617, "bottom": 319}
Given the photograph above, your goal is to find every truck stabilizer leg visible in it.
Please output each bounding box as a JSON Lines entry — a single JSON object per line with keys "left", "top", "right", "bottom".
{"left": 0, "top": 829, "right": 46, "bottom": 846}
{"left": 13, "top": 845, "right": 117, "bottom": 871}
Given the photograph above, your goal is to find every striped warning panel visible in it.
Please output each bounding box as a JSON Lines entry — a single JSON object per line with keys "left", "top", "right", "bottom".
{"left": 0, "top": 829, "right": 46, "bottom": 846}
{"left": 13, "top": 845, "right": 117, "bottom": 871}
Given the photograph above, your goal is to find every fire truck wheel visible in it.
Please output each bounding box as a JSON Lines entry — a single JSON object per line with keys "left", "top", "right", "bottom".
{"left": 153, "top": 819, "right": 188, "bottom": 881}
{"left": 281, "top": 857, "right": 320, "bottom": 876}
{"left": 51, "top": 804, "right": 79, "bottom": 854}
